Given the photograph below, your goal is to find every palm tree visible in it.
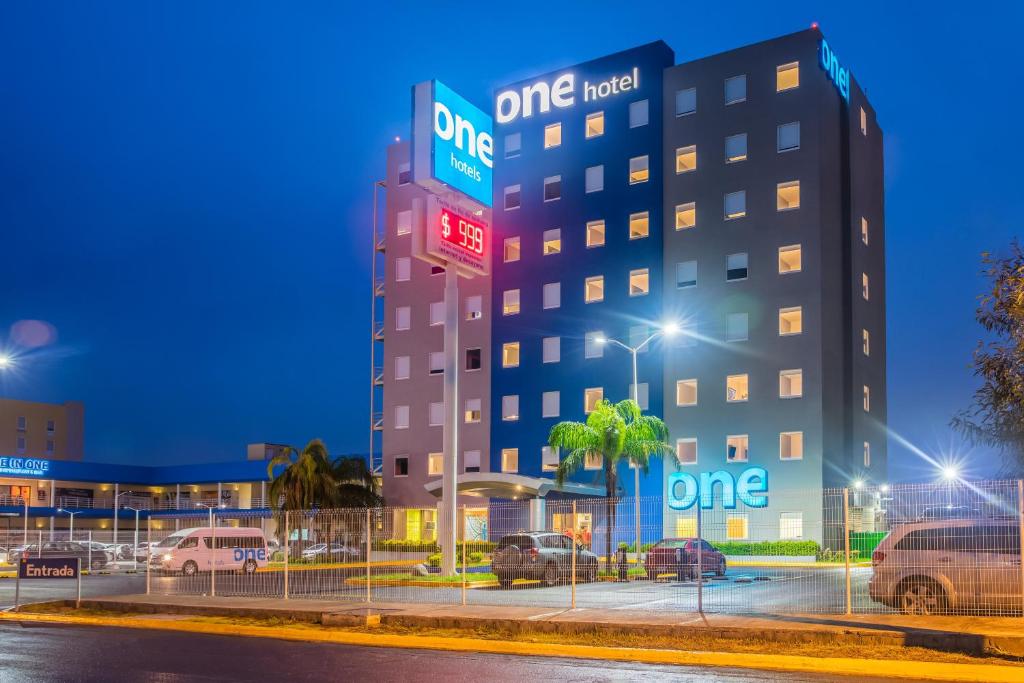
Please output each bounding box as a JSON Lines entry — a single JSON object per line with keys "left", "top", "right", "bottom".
{"left": 548, "top": 399, "right": 676, "bottom": 567}
{"left": 266, "top": 439, "right": 338, "bottom": 550}
{"left": 331, "top": 455, "right": 384, "bottom": 508}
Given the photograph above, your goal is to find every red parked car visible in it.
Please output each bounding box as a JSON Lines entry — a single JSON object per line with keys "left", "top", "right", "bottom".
{"left": 644, "top": 538, "right": 726, "bottom": 581}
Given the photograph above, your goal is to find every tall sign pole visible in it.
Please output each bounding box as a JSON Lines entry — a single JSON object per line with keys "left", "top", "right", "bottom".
{"left": 440, "top": 265, "right": 460, "bottom": 575}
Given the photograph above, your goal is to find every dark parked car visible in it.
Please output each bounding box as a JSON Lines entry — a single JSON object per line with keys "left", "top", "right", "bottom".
{"left": 644, "top": 538, "right": 726, "bottom": 581}
{"left": 9, "top": 541, "right": 108, "bottom": 570}
{"left": 491, "top": 532, "right": 598, "bottom": 588}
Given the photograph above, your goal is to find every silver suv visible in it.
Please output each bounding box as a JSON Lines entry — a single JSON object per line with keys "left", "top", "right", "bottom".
{"left": 868, "top": 518, "right": 1021, "bottom": 614}
{"left": 492, "top": 532, "right": 598, "bottom": 589}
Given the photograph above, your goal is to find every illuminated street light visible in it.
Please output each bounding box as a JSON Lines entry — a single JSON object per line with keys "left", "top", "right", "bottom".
{"left": 940, "top": 465, "right": 959, "bottom": 482}
{"left": 0, "top": 354, "right": 12, "bottom": 369}
{"left": 880, "top": 484, "right": 890, "bottom": 494}
{"left": 852, "top": 479, "right": 864, "bottom": 490}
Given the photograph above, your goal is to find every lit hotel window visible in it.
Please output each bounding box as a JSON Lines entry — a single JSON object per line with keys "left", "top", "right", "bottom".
{"left": 585, "top": 331, "right": 604, "bottom": 358}
{"left": 725, "top": 134, "right": 747, "bottom": 163}
{"left": 629, "top": 99, "right": 649, "bottom": 128}
{"left": 726, "top": 253, "right": 748, "bottom": 281}
{"left": 395, "top": 306, "right": 410, "bottom": 331}
{"left": 777, "top": 122, "right": 800, "bottom": 152}
{"left": 726, "top": 312, "right": 748, "bottom": 342}
{"left": 501, "top": 448, "right": 518, "bottom": 473}
{"left": 502, "top": 289, "right": 520, "bottom": 316}
{"left": 585, "top": 165, "right": 604, "bottom": 193}
{"left": 542, "top": 336, "right": 560, "bottom": 363}
{"left": 780, "top": 431, "right": 803, "bottom": 460}
{"left": 427, "top": 452, "right": 442, "bottom": 476}
{"left": 394, "top": 405, "right": 409, "bottom": 430}
{"left": 863, "top": 442, "right": 871, "bottom": 467}
{"left": 724, "top": 75, "right": 746, "bottom": 104}
{"left": 464, "top": 450, "right": 481, "bottom": 473}
{"left": 676, "top": 379, "right": 697, "bottom": 406}
{"left": 777, "top": 180, "right": 800, "bottom": 211}
{"left": 675, "top": 202, "right": 696, "bottom": 230}
{"left": 727, "top": 513, "right": 749, "bottom": 540}
{"left": 726, "top": 374, "right": 749, "bottom": 402}
{"left": 727, "top": 435, "right": 748, "bottom": 463}
{"left": 504, "top": 184, "right": 521, "bottom": 210}
{"left": 862, "top": 329, "right": 870, "bottom": 356}
{"left": 586, "top": 220, "right": 605, "bottom": 248}
{"left": 675, "top": 145, "right": 697, "bottom": 173}
{"left": 504, "top": 132, "right": 521, "bottom": 159}
{"left": 629, "top": 211, "right": 649, "bottom": 240}
{"left": 779, "top": 369, "right": 803, "bottom": 399}
{"left": 676, "top": 260, "right": 697, "bottom": 288}
{"left": 629, "top": 155, "right": 649, "bottom": 184}
{"left": 542, "top": 446, "right": 560, "bottom": 472}
{"left": 776, "top": 61, "right": 800, "bottom": 92}
{"left": 502, "top": 342, "right": 520, "bottom": 368}
{"left": 465, "top": 348, "right": 481, "bottom": 370}
{"left": 862, "top": 273, "right": 870, "bottom": 300}
{"left": 779, "top": 306, "right": 803, "bottom": 335}
{"left": 677, "top": 438, "right": 697, "bottom": 465}
{"left": 585, "top": 275, "right": 604, "bottom": 303}
{"left": 544, "top": 122, "right": 562, "bottom": 149}
{"left": 429, "top": 351, "right": 444, "bottom": 375}
{"left": 395, "top": 355, "right": 410, "bottom": 380}
{"left": 860, "top": 107, "right": 868, "bottom": 136}
{"left": 863, "top": 385, "right": 871, "bottom": 412}
{"left": 586, "top": 111, "right": 604, "bottom": 138}
{"left": 542, "top": 390, "right": 560, "bottom": 418}
{"left": 465, "top": 296, "right": 482, "bottom": 321}
{"left": 429, "top": 301, "right": 445, "bottom": 326}
{"left": 502, "top": 395, "right": 519, "bottom": 421}
{"left": 543, "top": 228, "right": 561, "bottom": 255}
{"left": 861, "top": 217, "right": 869, "bottom": 245}
{"left": 543, "top": 282, "right": 561, "bottom": 309}
{"left": 675, "top": 87, "right": 696, "bottom": 116}
{"left": 778, "top": 245, "right": 802, "bottom": 274}
{"left": 396, "top": 209, "right": 412, "bottom": 235}
{"left": 629, "top": 268, "right": 650, "bottom": 296}
{"left": 584, "top": 387, "right": 604, "bottom": 414}
{"left": 503, "top": 236, "right": 520, "bottom": 263}
{"left": 543, "top": 175, "right": 561, "bottom": 201}
{"left": 724, "top": 191, "right": 746, "bottom": 219}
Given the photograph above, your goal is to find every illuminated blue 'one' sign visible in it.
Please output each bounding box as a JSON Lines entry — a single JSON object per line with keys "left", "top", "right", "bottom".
{"left": 667, "top": 467, "right": 768, "bottom": 510}
{"left": 819, "top": 39, "right": 850, "bottom": 103}
{"left": 0, "top": 457, "right": 50, "bottom": 477}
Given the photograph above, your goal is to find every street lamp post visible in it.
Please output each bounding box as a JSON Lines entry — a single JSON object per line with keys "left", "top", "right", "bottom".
{"left": 113, "top": 489, "right": 132, "bottom": 554}
{"left": 124, "top": 506, "right": 141, "bottom": 569}
{"left": 196, "top": 503, "right": 223, "bottom": 597}
{"left": 595, "top": 322, "right": 679, "bottom": 563}
{"left": 57, "top": 508, "right": 80, "bottom": 541}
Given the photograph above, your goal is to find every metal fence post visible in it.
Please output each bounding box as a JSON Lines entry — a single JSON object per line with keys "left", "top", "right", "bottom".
{"left": 146, "top": 517, "right": 151, "bottom": 595}
{"left": 1018, "top": 480, "right": 1024, "bottom": 614}
{"left": 571, "top": 500, "right": 577, "bottom": 610}
{"left": 843, "top": 487, "right": 852, "bottom": 616}
{"left": 365, "top": 508, "right": 372, "bottom": 604}
{"left": 283, "top": 510, "right": 289, "bottom": 600}
{"left": 87, "top": 530, "right": 92, "bottom": 573}
{"left": 696, "top": 502, "right": 703, "bottom": 614}
{"left": 461, "top": 504, "right": 467, "bottom": 607}
{"left": 210, "top": 508, "right": 216, "bottom": 598}
{"left": 76, "top": 557, "right": 82, "bottom": 608}
{"left": 37, "top": 529, "right": 42, "bottom": 556}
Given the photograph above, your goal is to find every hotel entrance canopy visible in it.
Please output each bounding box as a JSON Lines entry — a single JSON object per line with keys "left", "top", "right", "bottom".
{"left": 423, "top": 472, "right": 604, "bottom": 499}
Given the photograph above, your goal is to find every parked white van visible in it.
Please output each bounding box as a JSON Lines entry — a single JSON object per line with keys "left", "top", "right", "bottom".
{"left": 151, "top": 527, "right": 268, "bottom": 576}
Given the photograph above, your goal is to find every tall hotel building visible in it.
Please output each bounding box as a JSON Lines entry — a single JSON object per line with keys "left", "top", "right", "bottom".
{"left": 374, "top": 28, "right": 886, "bottom": 543}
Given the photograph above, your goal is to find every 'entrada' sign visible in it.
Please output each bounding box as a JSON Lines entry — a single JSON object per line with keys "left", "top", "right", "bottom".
{"left": 667, "top": 467, "right": 768, "bottom": 510}
{"left": 18, "top": 557, "right": 80, "bottom": 579}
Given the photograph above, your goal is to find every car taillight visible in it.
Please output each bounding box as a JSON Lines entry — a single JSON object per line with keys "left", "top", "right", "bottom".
{"left": 872, "top": 550, "right": 885, "bottom": 565}
{"left": 529, "top": 547, "right": 539, "bottom": 561}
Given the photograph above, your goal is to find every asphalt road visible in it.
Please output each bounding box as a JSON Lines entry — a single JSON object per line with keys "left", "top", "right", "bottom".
{"left": 0, "top": 621, "right": 928, "bottom": 682}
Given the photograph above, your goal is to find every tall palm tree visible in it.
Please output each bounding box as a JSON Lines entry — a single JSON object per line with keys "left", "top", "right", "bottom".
{"left": 266, "top": 439, "right": 338, "bottom": 549}
{"left": 548, "top": 399, "right": 676, "bottom": 567}
{"left": 331, "top": 455, "right": 384, "bottom": 508}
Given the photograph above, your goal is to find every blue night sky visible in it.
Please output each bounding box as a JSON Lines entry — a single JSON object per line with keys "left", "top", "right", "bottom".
{"left": 1, "top": 2, "right": 1021, "bottom": 483}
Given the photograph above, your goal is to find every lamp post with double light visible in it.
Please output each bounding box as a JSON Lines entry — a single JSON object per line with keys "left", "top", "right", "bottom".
{"left": 57, "top": 508, "right": 80, "bottom": 541}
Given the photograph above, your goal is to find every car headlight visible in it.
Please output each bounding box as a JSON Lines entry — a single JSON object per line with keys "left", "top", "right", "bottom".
{"left": 162, "top": 554, "right": 172, "bottom": 561}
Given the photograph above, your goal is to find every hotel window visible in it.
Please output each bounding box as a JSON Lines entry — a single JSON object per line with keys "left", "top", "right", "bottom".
{"left": 862, "top": 273, "right": 870, "bottom": 300}
{"left": 860, "top": 107, "right": 868, "bottom": 136}
{"left": 394, "top": 405, "right": 409, "bottom": 430}
{"left": 726, "top": 253, "right": 748, "bottom": 281}
{"left": 431, "top": 266, "right": 445, "bottom": 276}
{"left": 628, "top": 382, "right": 649, "bottom": 410}
{"left": 675, "top": 145, "right": 697, "bottom": 173}
{"left": 429, "top": 301, "right": 445, "bottom": 326}
{"left": 629, "top": 211, "right": 649, "bottom": 240}
{"left": 586, "top": 220, "right": 605, "bottom": 247}
{"left": 675, "top": 87, "right": 696, "bottom": 116}
{"left": 542, "top": 336, "right": 561, "bottom": 363}
{"left": 427, "top": 452, "right": 443, "bottom": 476}
{"left": 779, "top": 512, "right": 803, "bottom": 540}
{"left": 584, "top": 452, "right": 602, "bottom": 470}
{"left": 724, "top": 74, "right": 746, "bottom": 104}
{"left": 727, "top": 513, "right": 749, "bottom": 540}
{"left": 727, "top": 435, "right": 749, "bottom": 463}
{"left": 675, "top": 202, "right": 696, "bottom": 230}
{"left": 396, "top": 209, "right": 412, "bottom": 236}
{"left": 17, "top": 416, "right": 26, "bottom": 431}
{"left": 779, "top": 369, "right": 803, "bottom": 398}
{"left": 778, "top": 245, "right": 802, "bottom": 274}
{"left": 45, "top": 440, "right": 54, "bottom": 455}
{"left": 863, "top": 385, "right": 871, "bottom": 412}
{"left": 726, "top": 312, "right": 748, "bottom": 342}
{"left": 428, "top": 351, "right": 444, "bottom": 375}
{"left": 502, "top": 289, "right": 520, "bottom": 316}
{"left": 543, "top": 282, "right": 561, "bottom": 309}
{"left": 465, "top": 347, "right": 481, "bottom": 371}
{"left": 777, "top": 121, "right": 800, "bottom": 152}
{"left": 779, "top": 306, "right": 803, "bottom": 335}
{"left": 542, "top": 446, "right": 560, "bottom": 472}
{"left": 501, "top": 448, "right": 519, "bottom": 473}
{"left": 466, "top": 295, "right": 483, "bottom": 321}
{"left": 724, "top": 190, "right": 746, "bottom": 219}
{"left": 428, "top": 402, "right": 444, "bottom": 427}
{"left": 676, "top": 260, "right": 697, "bottom": 288}
{"left": 542, "top": 391, "right": 560, "bottom": 418}
{"left": 726, "top": 374, "right": 749, "bottom": 402}
{"left": 544, "top": 122, "right": 562, "bottom": 149}
{"left": 585, "top": 331, "right": 604, "bottom": 358}
{"left": 504, "top": 184, "right": 521, "bottom": 210}
{"left": 464, "top": 398, "right": 482, "bottom": 424}
{"left": 780, "top": 431, "right": 804, "bottom": 460}
{"left": 585, "top": 275, "right": 604, "bottom": 303}
{"left": 543, "top": 229, "right": 562, "bottom": 255}
{"left": 397, "top": 162, "right": 411, "bottom": 185}
{"left": 862, "top": 329, "right": 870, "bottom": 356}
{"left": 503, "top": 236, "right": 521, "bottom": 263}
{"left": 777, "top": 180, "right": 800, "bottom": 211}
{"left": 629, "top": 155, "right": 649, "bottom": 184}
{"left": 464, "top": 450, "right": 481, "bottom": 473}
{"left": 586, "top": 111, "right": 604, "bottom": 138}
{"left": 543, "top": 175, "right": 562, "bottom": 201}
{"left": 394, "top": 457, "right": 409, "bottom": 477}
{"left": 585, "top": 164, "right": 604, "bottom": 193}
{"left": 864, "top": 442, "right": 871, "bottom": 467}
{"left": 629, "top": 268, "right": 650, "bottom": 296}
{"left": 629, "top": 324, "right": 650, "bottom": 353}
{"left": 776, "top": 61, "right": 800, "bottom": 92}
{"left": 725, "top": 133, "right": 747, "bottom": 163}
{"left": 504, "top": 132, "right": 521, "bottom": 158}
{"left": 46, "top": 420, "right": 55, "bottom": 435}
{"left": 502, "top": 342, "right": 520, "bottom": 368}
{"left": 584, "top": 387, "right": 603, "bottom": 413}
{"left": 395, "top": 306, "right": 410, "bottom": 331}
{"left": 502, "top": 395, "right": 519, "bottom": 421}
{"left": 861, "top": 217, "right": 869, "bottom": 245}
{"left": 16, "top": 436, "right": 26, "bottom": 454}
{"left": 676, "top": 379, "right": 698, "bottom": 406}
{"left": 395, "top": 355, "right": 410, "bottom": 380}
{"left": 629, "top": 99, "right": 649, "bottom": 128}
{"left": 395, "top": 257, "right": 411, "bottom": 282}
{"left": 677, "top": 438, "right": 697, "bottom": 465}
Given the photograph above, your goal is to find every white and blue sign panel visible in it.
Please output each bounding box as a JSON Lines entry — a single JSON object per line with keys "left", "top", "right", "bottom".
{"left": 413, "top": 80, "right": 493, "bottom": 208}
{"left": 667, "top": 467, "right": 768, "bottom": 510}
{"left": 0, "top": 456, "right": 50, "bottom": 477}
{"left": 819, "top": 39, "right": 850, "bottom": 103}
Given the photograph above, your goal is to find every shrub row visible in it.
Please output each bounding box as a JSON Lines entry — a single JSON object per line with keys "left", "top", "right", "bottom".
{"left": 426, "top": 551, "right": 485, "bottom": 567}
{"left": 371, "top": 539, "right": 496, "bottom": 553}
{"left": 710, "top": 540, "right": 821, "bottom": 556}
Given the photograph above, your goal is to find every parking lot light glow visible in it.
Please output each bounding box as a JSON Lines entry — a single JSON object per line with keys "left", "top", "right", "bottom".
{"left": 941, "top": 465, "right": 959, "bottom": 481}
{"left": 661, "top": 321, "right": 680, "bottom": 336}
{"left": 594, "top": 335, "right": 607, "bottom": 345}
{"left": 852, "top": 479, "right": 864, "bottom": 490}
{"left": 0, "top": 354, "right": 12, "bottom": 369}
{"left": 880, "top": 484, "right": 890, "bottom": 493}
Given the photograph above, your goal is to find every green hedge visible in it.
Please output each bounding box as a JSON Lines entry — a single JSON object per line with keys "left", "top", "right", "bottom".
{"left": 427, "top": 551, "right": 484, "bottom": 567}
{"left": 371, "top": 539, "right": 496, "bottom": 553}
{"left": 710, "top": 540, "right": 820, "bottom": 556}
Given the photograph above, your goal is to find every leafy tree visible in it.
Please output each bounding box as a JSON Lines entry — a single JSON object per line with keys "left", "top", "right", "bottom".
{"left": 548, "top": 399, "right": 676, "bottom": 567}
{"left": 952, "top": 242, "right": 1024, "bottom": 475}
